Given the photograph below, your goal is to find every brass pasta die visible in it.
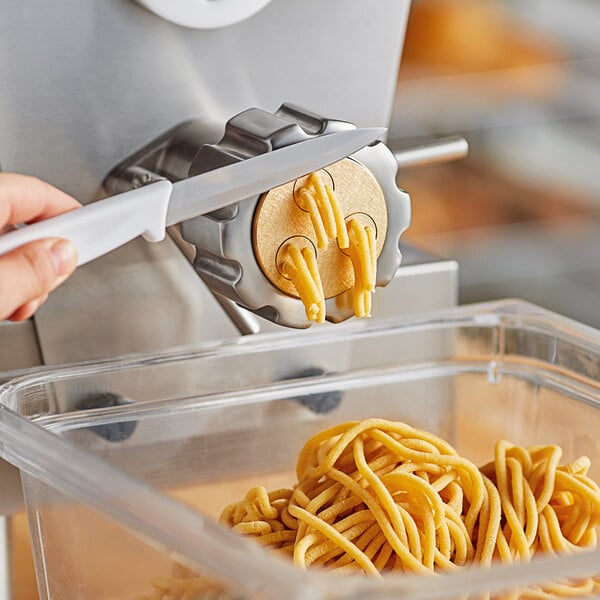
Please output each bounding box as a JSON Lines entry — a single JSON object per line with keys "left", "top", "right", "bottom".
{"left": 180, "top": 104, "right": 411, "bottom": 328}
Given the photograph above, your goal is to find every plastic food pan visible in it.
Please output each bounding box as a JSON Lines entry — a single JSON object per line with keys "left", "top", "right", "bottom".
{"left": 1, "top": 300, "right": 600, "bottom": 599}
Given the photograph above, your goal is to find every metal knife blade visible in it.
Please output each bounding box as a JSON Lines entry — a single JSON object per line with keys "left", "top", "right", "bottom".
{"left": 165, "top": 127, "right": 385, "bottom": 226}
{"left": 0, "top": 127, "right": 385, "bottom": 268}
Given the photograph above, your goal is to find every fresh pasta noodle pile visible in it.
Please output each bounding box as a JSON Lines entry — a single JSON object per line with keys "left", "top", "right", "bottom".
{"left": 279, "top": 172, "right": 378, "bottom": 322}
{"left": 138, "top": 419, "right": 600, "bottom": 599}
{"left": 217, "top": 419, "right": 600, "bottom": 597}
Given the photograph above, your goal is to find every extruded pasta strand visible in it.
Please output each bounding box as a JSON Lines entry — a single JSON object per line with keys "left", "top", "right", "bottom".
{"left": 297, "top": 173, "right": 349, "bottom": 249}
{"left": 327, "top": 185, "right": 349, "bottom": 249}
{"left": 346, "top": 219, "right": 377, "bottom": 317}
{"left": 307, "top": 172, "right": 337, "bottom": 239}
{"left": 279, "top": 242, "right": 325, "bottom": 323}
{"left": 299, "top": 187, "right": 329, "bottom": 249}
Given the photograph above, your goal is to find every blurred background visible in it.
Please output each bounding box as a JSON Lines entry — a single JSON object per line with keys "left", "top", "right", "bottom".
{"left": 389, "top": 0, "right": 600, "bottom": 328}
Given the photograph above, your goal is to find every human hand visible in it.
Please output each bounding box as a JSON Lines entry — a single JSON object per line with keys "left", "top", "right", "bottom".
{"left": 0, "top": 173, "right": 80, "bottom": 322}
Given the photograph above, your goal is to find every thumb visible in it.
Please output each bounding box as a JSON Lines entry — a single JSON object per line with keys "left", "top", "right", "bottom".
{"left": 0, "top": 238, "right": 78, "bottom": 321}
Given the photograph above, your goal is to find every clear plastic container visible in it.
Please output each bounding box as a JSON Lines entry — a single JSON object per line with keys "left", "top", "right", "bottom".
{"left": 1, "top": 300, "right": 600, "bottom": 599}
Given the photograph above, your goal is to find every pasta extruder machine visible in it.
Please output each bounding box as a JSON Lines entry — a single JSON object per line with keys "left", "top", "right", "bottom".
{"left": 0, "top": 1, "right": 464, "bottom": 598}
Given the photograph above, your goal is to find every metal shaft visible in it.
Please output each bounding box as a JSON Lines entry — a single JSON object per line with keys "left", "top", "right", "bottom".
{"left": 393, "top": 136, "right": 469, "bottom": 170}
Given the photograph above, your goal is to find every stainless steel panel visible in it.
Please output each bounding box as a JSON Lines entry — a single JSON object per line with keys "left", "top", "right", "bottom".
{"left": 33, "top": 237, "right": 239, "bottom": 365}
{"left": 376, "top": 246, "right": 459, "bottom": 318}
{"left": 0, "top": 0, "right": 410, "bottom": 203}
{"left": 0, "top": 322, "right": 41, "bottom": 377}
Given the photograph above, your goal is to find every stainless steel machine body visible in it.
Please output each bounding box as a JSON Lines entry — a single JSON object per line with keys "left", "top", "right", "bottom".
{"left": 1, "top": 0, "right": 415, "bottom": 358}
{"left": 0, "top": 2, "right": 460, "bottom": 598}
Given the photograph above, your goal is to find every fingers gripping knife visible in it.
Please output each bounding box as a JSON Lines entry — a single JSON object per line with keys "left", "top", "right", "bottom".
{"left": 105, "top": 104, "right": 411, "bottom": 329}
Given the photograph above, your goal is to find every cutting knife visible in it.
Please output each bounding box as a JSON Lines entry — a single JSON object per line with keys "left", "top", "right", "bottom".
{"left": 0, "top": 127, "right": 385, "bottom": 266}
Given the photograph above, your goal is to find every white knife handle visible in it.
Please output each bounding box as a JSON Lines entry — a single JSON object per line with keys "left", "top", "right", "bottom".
{"left": 0, "top": 180, "right": 173, "bottom": 266}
